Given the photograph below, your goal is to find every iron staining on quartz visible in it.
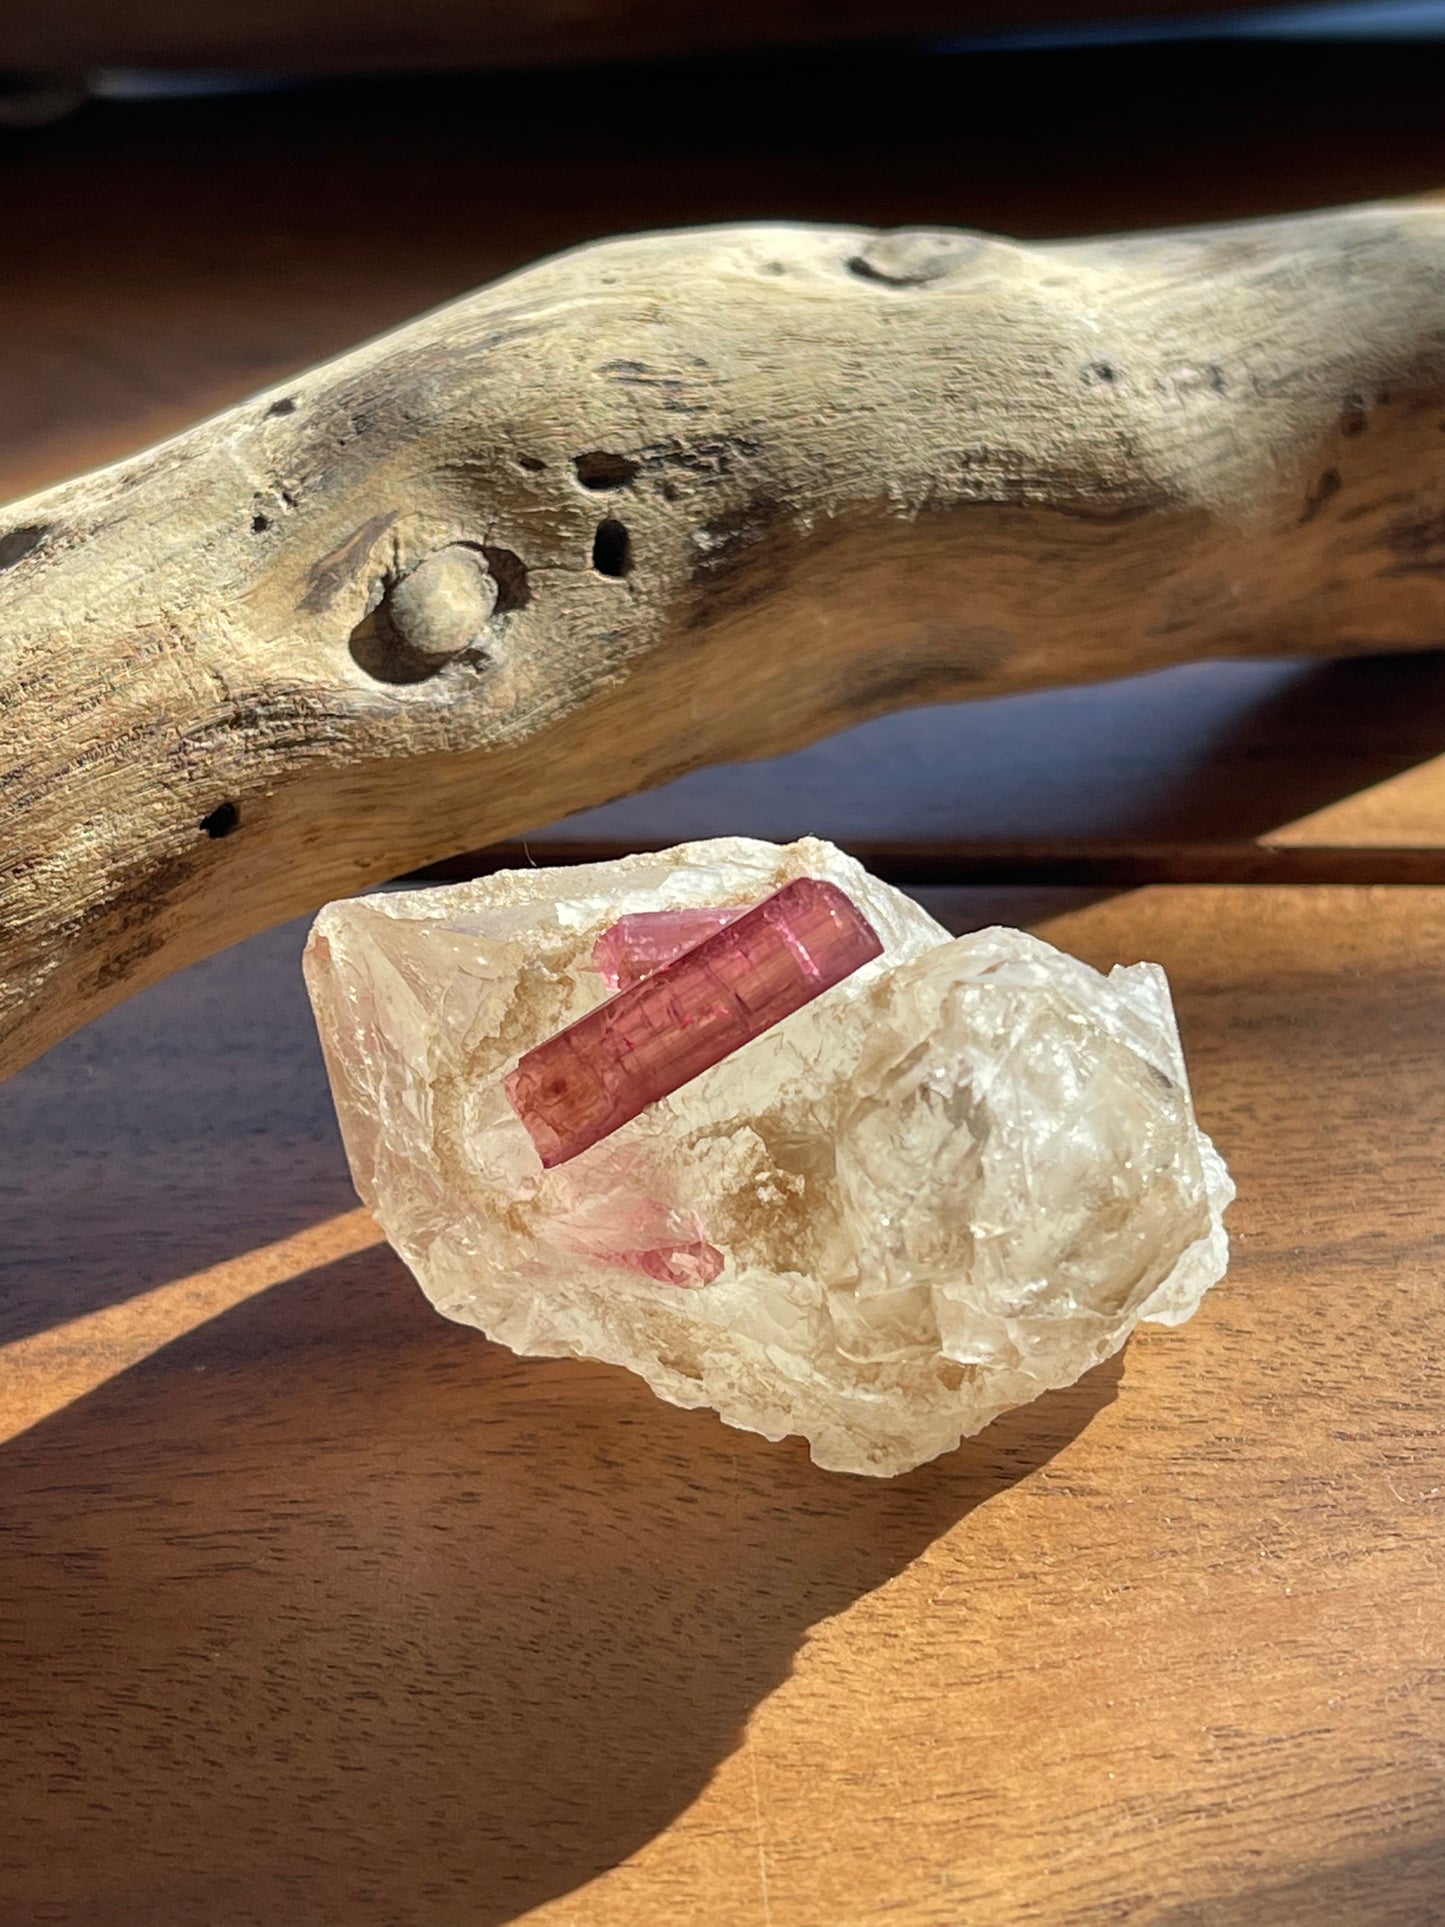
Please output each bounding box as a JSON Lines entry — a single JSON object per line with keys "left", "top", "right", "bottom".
{"left": 304, "top": 837, "right": 1232, "bottom": 1476}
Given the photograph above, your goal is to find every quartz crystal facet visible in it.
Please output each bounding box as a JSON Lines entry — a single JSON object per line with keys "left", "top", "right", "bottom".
{"left": 305, "top": 836, "right": 1232, "bottom": 1476}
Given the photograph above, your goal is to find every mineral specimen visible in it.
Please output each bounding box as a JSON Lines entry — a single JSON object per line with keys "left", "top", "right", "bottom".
{"left": 506, "top": 878, "right": 883, "bottom": 1166}
{"left": 305, "top": 836, "right": 1232, "bottom": 1476}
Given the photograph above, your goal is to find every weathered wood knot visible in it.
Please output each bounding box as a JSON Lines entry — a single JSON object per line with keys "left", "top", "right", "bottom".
{"left": 350, "top": 545, "right": 502, "bottom": 684}
{"left": 846, "top": 229, "right": 989, "bottom": 287}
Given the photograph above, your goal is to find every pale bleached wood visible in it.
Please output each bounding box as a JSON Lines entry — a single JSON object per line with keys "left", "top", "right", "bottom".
{"left": 9, "top": 202, "right": 1445, "bottom": 1077}
{"left": 4, "top": 883, "right": 1444, "bottom": 1924}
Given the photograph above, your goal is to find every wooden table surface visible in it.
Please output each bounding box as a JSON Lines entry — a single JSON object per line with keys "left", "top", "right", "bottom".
{"left": 5, "top": 50, "right": 1445, "bottom": 1927}
{"left": 6, "top": 884, "right": 1445, "bottom": 1926}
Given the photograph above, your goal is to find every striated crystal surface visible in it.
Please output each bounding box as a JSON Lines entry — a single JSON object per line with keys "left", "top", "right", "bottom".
{"left": 507, "top": 879, "right": 883, "bottom": 1167}
{"left": 305, "top": 836, "right": 1233, "bottom": 1476}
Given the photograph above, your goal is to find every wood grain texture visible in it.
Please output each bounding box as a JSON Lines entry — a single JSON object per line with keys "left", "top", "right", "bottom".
{"left": 9, "top": 66, "right": 1445, "bottom": 960}
{"left": 3, "top": 883, "right": 1443, "bottom": 1925}
{"left": 13, "top": 199, "right": 1445, "bottom": 1079}
{"left": 7, "top": 50, "right": 1445, "bottom": 512}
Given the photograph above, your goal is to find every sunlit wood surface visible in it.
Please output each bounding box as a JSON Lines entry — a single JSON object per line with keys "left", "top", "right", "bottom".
{"left": 4, "top": 42, "right": 1445, "bottom": 512}
{"left": 8, "top": 60, "right": 1445, "bottom": 874}
{"left": 5, "top": 883, "right": 1444, "bottom": 1925}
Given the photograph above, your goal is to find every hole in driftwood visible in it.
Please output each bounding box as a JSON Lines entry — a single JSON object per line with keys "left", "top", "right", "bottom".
{"left": 481, "top": 544, "right": 531, "bottom": 612}
{"left": 349, "top": 602, "right": 452, "bottom": 685}
{"left": 574, "top": 450, "right": 640, "bottom": 490}
{"left": 592, "top": 518, "right": 632, "bottom": 578}
{"left": 266, "top": 397, "right": 297, "bottom": 418}
{"left": 0, "top": 523, "right": 49, "bottom": 570}
{"left": 200, "top": 801, "right": 241, "bottom": 838}
{"left": 348, "top": 545, "right": 526, "bottom": 685}
{"left": 1303, "top": 467, "right": 1343, "bottom": 523}
{"left": 516, "top": 453, "right": 546, "bottom": 473}
{"left": 251, "top": 512, "right": 270, "bottom": 534}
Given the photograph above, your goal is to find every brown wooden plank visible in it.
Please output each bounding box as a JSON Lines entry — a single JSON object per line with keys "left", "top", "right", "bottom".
{"left": 3, "top": 882, "right": 1443, "bottom": 1924}
{"left": 0, "top": 0, "right": 1396, "bottom": 78}
{"left": 1269, "top": 747, "right": 1445, "bottom": 849}
{"left": 425, "top": 838, "right": 1445, "bottom": 885}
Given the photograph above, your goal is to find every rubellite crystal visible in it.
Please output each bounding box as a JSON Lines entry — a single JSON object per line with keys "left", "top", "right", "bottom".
{"left": 305, "top": 836, "right": 1233, "bottom": 1476}
{"left": 507, "top": 879, "right": 882, "bottom": 1167}
{"left": 593, "top": 904, "right": 745, "bottom": 990}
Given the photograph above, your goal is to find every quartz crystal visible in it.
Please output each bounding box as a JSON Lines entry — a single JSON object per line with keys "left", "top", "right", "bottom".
{"left": 305, "top": 836, "right": 1233, "bottom": 1476}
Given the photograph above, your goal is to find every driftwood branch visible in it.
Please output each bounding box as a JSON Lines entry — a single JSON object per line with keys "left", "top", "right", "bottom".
{"left": 5, "top": 202, "right": 1445, "bottom": 1077}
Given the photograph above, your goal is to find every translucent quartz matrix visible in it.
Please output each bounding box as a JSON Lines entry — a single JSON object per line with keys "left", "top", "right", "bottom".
{"left": 305, "top": 836, "right": 1233, "bottom": 1476}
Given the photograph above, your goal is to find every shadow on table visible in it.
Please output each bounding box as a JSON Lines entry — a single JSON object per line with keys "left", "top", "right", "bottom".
{"left": 1, "top": 917, "right": 356, "bottom": 1345}
{"left": 483, "top": 651, "right": 1445, "bottom": 869}
{"left": 1152, "top": 1836, "right": 1445, "bottom": 1926}
{"left": 1, "top": 1242, "right": 1119, "bottom": 1927}
{"left": 1132, "top": 650, "right": 1445, "bottom": 844}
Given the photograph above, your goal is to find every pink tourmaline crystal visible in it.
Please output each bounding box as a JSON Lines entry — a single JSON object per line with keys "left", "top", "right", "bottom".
{"left": 593, "top": 904, "right": 746, "bottom": 990}
{"left": 505, "top": 877, "right": 883, "bottom": 1167}
{"left": 628, "top": 1239, "right": 727, "bottom": 1287}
